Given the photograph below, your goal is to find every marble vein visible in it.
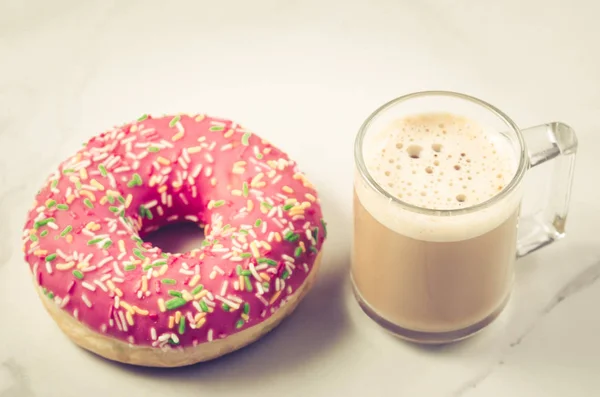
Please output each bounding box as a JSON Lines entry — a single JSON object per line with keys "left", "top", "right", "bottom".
{"left": 0, "top": 358, "right": 34, "bottom": 397}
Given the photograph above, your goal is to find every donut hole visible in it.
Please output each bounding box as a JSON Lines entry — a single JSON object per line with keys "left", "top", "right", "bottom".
{"left": 143, "top": 221, "right": 205, "bottom": 254}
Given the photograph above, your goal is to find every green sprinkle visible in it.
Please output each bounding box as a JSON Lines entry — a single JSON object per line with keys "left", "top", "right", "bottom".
{"left": 98, "top": 164, "right": 108, "bottom": 176}
{"left": 209, "top": 125, "right": 224, "bottom": 131}
{"left": 107, "top": 195, "right": 115, "bottom": 204}
{"left": 294, "top": 246, "right": 303, "bottom": 257}
{"left": 168, "top": 290, "right": 182, "bottom": 298}
{"left": 309, "top": 246, "right": 318, "bottom": 253}
{"left": 83, "top": 198, "right": 94, "bottom": 209}
{"left": 222, "top": 303, "right": 230, "bottom": 311}
{"left": 179, "top": 317, "right": 186, "bottom": 335}
{"left": 62, "top": 168, "right": 75, "bottom": 174}
{"left": 284, "top": 231, "right": 299, "bottom": 242}
{"left": 283, "top": 203, "right": 294, "bottom": 211}
{"left": 34, "top": 217, "right": 55, "bottom": 229}
{"left": 236, "top": 265, "right": 243, "bottom": 275}
{"left": 239, "top": 252, "right": 252, "bottom": 258}
{"left": 87, "top": 237, "right": 104, "bottom": 245}
{"left": 256, "top": 153, "right": 264, "bottom": 160}
{"left": 109, "top": 206, "right": 120, "bottom": 213}
{"left": 213, "top": 200, "right": 225, "bottom": 208}
{"left": 165, "top": 297, "right": 187, "bottom": 310}
{"left": 60, "top": 225, "right": 72, "bottom": 237}
{"left": 191, "top": 285, "right": 203, "bottom": 295}
{"left": 72, "top": 270, "right": 84, "bottom": 279}
{"left": 29, "top": 234, "right": 38, "bottom": 242}
{"left": 47, "top": 291, "right": 55, "bottom": 299}
{"left": 147, "top": 146, "right": 160, "bottom": 153}
{"left": 281, "top": 270, "right": 290, "bottom": 280}
{"left": 138, "top": 113, "right": 148, "bottom": 121}
{"left": 321, "top": 219, "right": 327, "bottom": 237}
{"left": 161, "top": 253, "right": 168, "bottom": 258}
{"left": 46, "top": 200, "right": 56, "bottom": 208}
{"left": 242, "top": 182, "right": 249, "bottom": 197}
{"left": 131, "top": 235, "right": 143, "bottom": 243}
{"left": 262, "top": 281, "right": 270, "bottom": 290}
{"left": 75, "top": 181, "right": 82, "bottom": 190}
{"left": 127, "top": 173, "right": 143, "bottom": 188}
{"left": 161, "top": 279, "right": 177, "bottom": 285}
{"left": 243, "top": 303, "right": 250, "bottom": 314}
{"left": 239, "top": 229, "right": 249, "bottom": 235}
{"left": 51, "top": 179, "right": 59, "bottom": 189}
{"left": 257, "top": 257, "right": 277, "bottom": 266}
{"left": 117, "top": 195, "right": 126, "bottom": 204}
{"left": 261, "top": 201, "right": 273, "bottom": 210}
{"left": 199, "top": 301, "right": 209, "bottom": 312}
{"left": 201, "top": 239, "right": 211, "bottom": 247}
{"left": 40, "top": 230, "right": 49, "bottom": 238}
{"left": 169, "top": 115, "right": 181, "bottom": 128}
{"left": 45, "top": 253, "right": 57, "bottom": 262}
{"left": 244, "top": 276, "right": 253, "bottom": 291}
{"left": 240, "top": 270, "right": 252, "bottom": 276}
{"left": 254, "top": 219, "right": 262, "bottom": 227}
{"left": 124, "top": 264, "right": 136, "bottom": 271}
{"left": 102, "top": 240, "right": 112, "bottom": 250}
{"left": 241, "top": 132, "right": 251, "bottom": 146}
{"left": 312, "top": 227, "right": 319, "bottom": 242}
{"left": 235, "top": 319, "right": 245, "bottom": 329}
{"left": 56, "top": 204, "right": 69, "bottom": 211}
{"left": 133, "top": 248, "right": 145, "bottom": 260}
{"left": 152, "top": 260, "right": 167, "bottom": 267}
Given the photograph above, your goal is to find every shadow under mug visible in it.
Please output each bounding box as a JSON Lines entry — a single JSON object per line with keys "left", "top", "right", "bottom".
{"left": 351, "top": 91, "right": 577, "bottom": 344}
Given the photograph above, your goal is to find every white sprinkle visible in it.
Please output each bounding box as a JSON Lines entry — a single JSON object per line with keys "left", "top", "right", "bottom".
{"left": 303, "top": 263, "right": 310, "bottom": 272}
{"left": 113, "top": 261, "right": 124, "bottom": 277}
{"left": 205, "top": 153, "right": 214, "bottom": 163}
{"left": 94, "top": 280, "right": 108, "bottom": 292}
{"left": 60, "top": 295, "right": 70, "bottom": 308}
{"left": 179, "top": 193, "right": 189, "bottom": 205}
{"left": 282, "top": 254, "right": 295, "bottom": 263}
{"left": 256, "top": 282, "right": 264, "bottom": 295}
{"left": 158, "top": 333, "right": 171, "bottom": 342}
{"left": 256, "top": 294, "right": 269, "bottom": 306}
{"left": 100, "top": 324, "right": 107, "bottom": 333}
{"left": 192, "top": 164, "right": 203, "bottom": 178}
{"left": 47, "top": 222, "right": 58, "bottom": 230}
{"left": 144, "top": 200, "right": 158, "bottom": 209}
{"left": 82, "top": 281, "right": 96, "bottom": 291}
{"left": 178, "top": 157, "right": 188, "bottom": 169}
{"left": 82, "top": 294, "right": 92, "bottom": 308}
{"left": 207, "top": 329, "right": 214, "bottom": 342}
{"left": 272, "top": 175, "right": 282, "bottom": 185}
{"left": 118, "top": 311, "right": 128, "bottom": 332}
{"left": 205, "top": 167, "right": 212, "bottom": 177}
{"left": 73, "top": 309, "right": 79, "bottom": 320}
{"left": 215, "top": 295, "right": 239, "bottom": 309}
{"left": 185, "top": 215, "right": 199, "bottom": 222}
{"left": 45, "top": 261, "right": 53, "bottom": 274}
{"left": 182, "top": 149, "right": 191, "bottom": 163}
{"left": 220, "top": 281, "right": 228, "bottom": 296}
{"left": 249, "top": 260, "right": 262, "bottom": 281}
{"left": 151, "top": 327, "right": 157, "bottom": 341}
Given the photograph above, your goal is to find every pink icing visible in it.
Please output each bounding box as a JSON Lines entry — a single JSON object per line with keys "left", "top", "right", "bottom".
{"left": 22, "top": 114, "right": 326, "bottom": 348}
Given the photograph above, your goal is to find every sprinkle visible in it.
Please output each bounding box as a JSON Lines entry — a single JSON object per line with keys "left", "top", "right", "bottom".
{"left": 192, "top": 285, "right": 203, "bottom": 295}
{"left": 179, "top": 317, "right": 186, "bottom": 334}
{"left": 284, "top": 231, "right": 300, "bottom": 242}
{"left": 244, "top": 276, "right": 253, "bottom": 291}
{"left": 45, "top": 253, "right": 57, "bottom": 262}
{"left": 29, "top": 234, "right": 38, "bottom": 242}
{"left": 138, "top": 114, "right": 148, "bottom": 121}
{"left": 83, "top": 198, "right": 94, "bottom": 209}
{"left": 161, "top": 278, "right": 176, "bottom": 285}
{"left": 124, "top": 264, "right": 136, "bottom": 271}
{"left": 241, "top": 132, "right": 251, "bottom": 146}
{"left": 46, "top": 199, "right": 56, "bottom": 208}
{"left": 294, "top": 247, "right": 303, "bottom": 257}
{"left": 169, "top": 115, "right": 181, "bottom": 128}
{"left": 282, "top": 185, "right": 294, "bottom": 194}
{"left": 243, "top": 302, "right": 250, "bottom": 314}
{"left": 281, "top": 270, "right": 290, "bottom": 280}
{"left": 209, "top": 125, "right": 224, "bottom": 131}
{"left": 56, "top": 204, "right": 69, "bottom": 210}
{"left": 40, "top": 230, "right": 48, "bottom": 238}
{"left": 169, "top": 290, "right": 183, "bottom": 298}
{"left": 158, "top": 298, "right": 166, "bottom": 312}
{"left": 165, "top": 297, "right": 187, "bottom": 310}
{"left": 72, "top": 270, "right": 84, "bottom": 279}
{"left": 270, "top": 290, "right": 282, "bottom": 305}
{"left": 235, "top": 319, "right": 244, "bottom": 329}
{"left": 257, "top": 257, "right": 277, "bottom": 266}
{"left": 213, "top": 200, "right": 225, "bottom": 208}
{"left": 34, "top": 217, "right": 55, "bottom": 229}
{"left": 60, "top": 225, "right": 73, "bottom": 237}
{"left": 321, "top": 219, "right": 327, "bottom": 237}
{"left": 199, "top": 301, "right": 209, "bottom": 312}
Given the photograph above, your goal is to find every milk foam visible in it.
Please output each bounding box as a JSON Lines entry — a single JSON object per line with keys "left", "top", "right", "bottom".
{"left": 356, "top": 112, "right": 523, "bottom": 242}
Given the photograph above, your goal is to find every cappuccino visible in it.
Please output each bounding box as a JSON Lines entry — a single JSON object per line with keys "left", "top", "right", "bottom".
{"left": 352, "top": 112, "right": 521, "bottom": 342}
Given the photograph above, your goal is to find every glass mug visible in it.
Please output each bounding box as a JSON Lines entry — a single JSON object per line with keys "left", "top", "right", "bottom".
{"left": 351, "top": 91, "right": 577, "bottom": 344}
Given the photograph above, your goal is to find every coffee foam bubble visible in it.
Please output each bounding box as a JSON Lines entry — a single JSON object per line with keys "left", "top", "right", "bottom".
{"left": 356, "top": 113, "right": 522, "bottom": 242}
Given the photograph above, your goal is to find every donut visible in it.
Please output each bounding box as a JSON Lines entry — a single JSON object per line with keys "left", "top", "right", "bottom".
{"left": 21, "top": 114, "right": 327, "bottom": 367}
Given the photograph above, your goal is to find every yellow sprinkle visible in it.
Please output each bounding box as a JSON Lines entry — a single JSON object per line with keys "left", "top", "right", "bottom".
{"left": 182, "top": 290, "right": 194, "bottom": 302}
{"left": 33, "top": 249, "right": 47, "bottom": 257}
{"left": 172, "top": 131, "right": 184, "bottom": 141}
{"left": 251, "top": 173, "right": 264, "bottom": 187}
{"left": 90, "top": 179, "right": 105, "bottom": 191}
{"left": 274, "top": 232, "right": 282, "bottom": 242}
{"left": 285, "top": 198, "right": 298, "bottom": 205}
{"left": 270, "top": 290, "right": 282, "bottom": 305}
{"left": 172, "top": 181, "right": 182, "bottom": 189}
{"left": 79, "top": 168, "right": 88, "bottom": 181}
{"left": 195, "top": 115, "right": 205, "bottom": 122}
{"left": 250, "top": 241, "right": 260, "bottom": 258}
{"left": 232, "top": 167, "right": 245, "bottom": 175}
{"left": 210, "top": 177, "right": 217, "bottom": 186}
{"left": 231, "top": 190, "right": 242, "bottom": 196}
{"left": 282, "top": 185, "right": 294, "bottom": 194}
{"left": 189, "top": 274, "right": 201, "bottom": 287}
{"left": 141, "top": 275, "right": 148, "bottom": 293}
{"left": 158, "top": 298, "right": 166, "bottom": 312}
{"left": 267, "top": 169, "right": 277, "bottom": 178}
{"left": 106, "top": 190, "right": 119, "bottom": 197}
{"left": 234, "top": 161, "right": 247, "bottom": 168}
{"left": 118, "top": 240, "right": 126, "bottom": 253}
{"left": 195, "top": 317, "right": 207, "bottom": 329}
{"left": 247, "top": 200, "right": 254, "bottom": 212}
{"left": 168, "top": 316, "right": 175, "bottom": 329}
{"left": 194, "top": 312, "right": 206, "bottom": 322}
{"left": 130, "top": 125, "right": 138, "bottom": 132}
{"left": 124, "top": 194, "right": 133, "bottom": 208}
{"left": 187, "top": 146, "right": 202, "bottom": 154}
{"left": 120, "top": 301, "right": 134, "bottom": 314}
{"left": 224, "top": 129, "right": 235, "bottom": 138}
{"left": 260, "top": 241, "right": 272, "bottom": 251}
{"left": 157, "top": 156, "right": 170, "bottom": 166}
{"left": 114, "top": 288, "right": 123, "bottom": 297}
{"left": 299, "top": 241, "right": 306, "bottom": 252}
{"left": 66, "top": 234, "right": 73, "bottom": 243}
{"left": 289, "top": 208, "right": 305, "bottom": 216}
{"left": 301, "top": 201, "right": 311, "bottom": 208}
{"left": 239, "top": 275, "right": 245, "bottom": 290}
{"left": 305, "top": 192, "right": 317, "bottom": 201}
{"left": 194, "top": 289, "right": 208, "bottom": 300}
{"left": 99, "top": 196, "right": 108, "bottom": 205}
{"left": 66, "top": 195, "right": 75, "bottom": 204}
{"left": 175, "top": 311, "right": 182, "bottom": 324}
{"left": 79, "top": 190, "right": 96, "bottom": 201}
{"left": 77, "top": 262, "right": 88, "bottom": 270}
{"left": 133, "top": 306, "right": 149, "bottom": 316}
{"left": 126, "top": 311, "right": 134, "bottom": 326}
{"left": 260, "top": 273, "right": 271, "bottom": 282}
{"left": 241, "top": 313, "right": 249, "bottom": 321}
{"left": 56, "top": 261, "right": 75, "bottom": 271}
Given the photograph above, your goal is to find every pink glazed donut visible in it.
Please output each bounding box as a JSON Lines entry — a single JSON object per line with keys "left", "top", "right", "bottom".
{"left": 22, "top": 114, "right": 326, "bottom": 367}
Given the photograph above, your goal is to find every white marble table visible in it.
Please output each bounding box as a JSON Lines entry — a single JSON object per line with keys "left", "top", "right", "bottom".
{"left": 1, "top": 1, "right": 599, "bottom": 396}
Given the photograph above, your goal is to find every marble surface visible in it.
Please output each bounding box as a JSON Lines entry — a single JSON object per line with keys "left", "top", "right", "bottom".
{"left": 1, "top": 0, "right": 600, "bottom": 396}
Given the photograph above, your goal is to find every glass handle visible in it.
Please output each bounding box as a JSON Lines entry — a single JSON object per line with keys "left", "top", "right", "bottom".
{"left": 517, "top": 122, "right": 578, "bottom": 257}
